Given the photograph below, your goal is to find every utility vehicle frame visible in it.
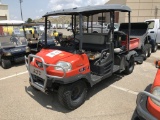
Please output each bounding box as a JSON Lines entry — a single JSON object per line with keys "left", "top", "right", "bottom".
{"left": 25, "top": 4, "right": 138, "bottom": 110}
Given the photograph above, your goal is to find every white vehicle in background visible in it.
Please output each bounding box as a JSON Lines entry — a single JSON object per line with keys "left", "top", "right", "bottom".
{"left": 51, "top": 24, "right": 57, "bottom": 29}
{"left": 88, "top": 23, "right": 119, "bottom": 33}
{"left": 67, "top": 25, "right": 73, "bottom": 31}
{"left": 145, "top": 19, "right": 160, "bottom": 52}
{"left": 63, "top": 24, "right": 69, "bottom": 29}
{"left": 58, "top": 24, "right": 62, "bottom": 29}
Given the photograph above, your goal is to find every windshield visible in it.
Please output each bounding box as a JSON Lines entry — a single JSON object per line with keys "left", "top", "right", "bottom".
{"left": 39, "top": 32, "right": 55, "bottom": 41}
{"left": 0, "top": 25, "right": 28, "bottom": 48}
{"left": 146, "top": 21, "right": 155, "bottom": 29}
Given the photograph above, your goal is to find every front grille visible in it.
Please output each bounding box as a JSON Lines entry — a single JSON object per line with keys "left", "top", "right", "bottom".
{"left": 31, "top": 74, "right": 44, "bottom": 85}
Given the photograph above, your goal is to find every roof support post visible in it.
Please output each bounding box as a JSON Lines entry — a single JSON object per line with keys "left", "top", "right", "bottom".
{"left": 101, "top": 12, "right": 104, "bottom": 33}
{"left": 128, "top": 12, "right": 131, "bottom": 51}
{"left": 45, "top": 16, "right": 48, "bottom": 47}
{"left": 71, "top": 15, "right": 74, "bottom": 32}
{"left": 110, "top": 11, "right": 114, "bottom": 42}
{"left": 87, "top": 16, "right": 89, "bottom": 33}
{"left": 74, "top": 15, "right": 76, "bottom": 38}
{"left": 79, "top": 13, "right": 83, "bottom": 51}
{"left": 91, "top": 15, "right": 93, "bottom": 33}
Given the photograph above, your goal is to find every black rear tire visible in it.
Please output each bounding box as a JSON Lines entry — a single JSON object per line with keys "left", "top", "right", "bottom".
{"left": 152, "top": 43, "right": 158, "bottom": 52}
{"left": 147, "top": 44, "right": 152, "bottom": 57}
{"left": 142, "top": 44, "right": 148, "bottom": 60}
{"left": 58, "top": 81, "right": 87, "bottom": 110}
{"left": 1, "top": 58, "right": 11, "bottom": 69}
{"left": 124, "top": 56, "right": 134, "bottom": 75}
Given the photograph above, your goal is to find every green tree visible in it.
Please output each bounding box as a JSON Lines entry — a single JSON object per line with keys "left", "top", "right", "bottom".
{"left": 26, "top": 18, "right": 33, "bottom": 23}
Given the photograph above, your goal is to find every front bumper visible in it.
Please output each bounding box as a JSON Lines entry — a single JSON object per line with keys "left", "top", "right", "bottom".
{"left": 25, "top": 54, "right": 66, "bottom": 92}
{"left": 136, "top": 91, "right": 160, "bottom": 120}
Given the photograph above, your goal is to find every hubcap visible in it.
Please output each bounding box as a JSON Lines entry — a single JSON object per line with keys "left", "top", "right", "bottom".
{"left": 155, "top": 45, "right": 157, "bottom": 51}
{"left": 71, "top": 87, "right": 81, "bottom": 100}
{"left": 146, "top": 52, "right": 148, "bottom": 57}
{"left": 149, "top": 47, "right": 152, "bottom": 54}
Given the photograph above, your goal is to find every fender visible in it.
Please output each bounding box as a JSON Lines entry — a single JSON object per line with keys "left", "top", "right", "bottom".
{"left": 53, "top": 72, "right": 93, "bottom": 86}
{"left": 125, "top": 50, "right": 137, "bottom": 61}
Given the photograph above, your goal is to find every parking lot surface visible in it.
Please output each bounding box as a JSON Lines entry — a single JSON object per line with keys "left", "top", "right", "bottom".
{"left": 0, "top": 29, "right": 159, "bottom": 120}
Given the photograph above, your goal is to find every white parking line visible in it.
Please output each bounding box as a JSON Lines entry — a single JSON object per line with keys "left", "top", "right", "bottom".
{"left": 0, "top": 71, "right": 138, "bottom": 95}
{"left": 110, "top": 84, "right": 138, "bottom": 95}
{"left": 0, "top": 71, "right": 28, "bottom": 81}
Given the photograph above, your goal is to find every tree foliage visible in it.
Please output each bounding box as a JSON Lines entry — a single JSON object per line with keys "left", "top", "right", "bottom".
{"left": 26, "top": 18, "right": 33, "bottom": 23}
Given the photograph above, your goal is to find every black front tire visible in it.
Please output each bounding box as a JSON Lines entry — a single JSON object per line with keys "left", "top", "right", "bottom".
{"left": 124, "top": 56, "right": 135, "bottom": 75}
{"left": 1, "top": 58, "right": 11, "bottom": 69}
{"left": 58, "top": 81, "right": 87, "bottom": 110}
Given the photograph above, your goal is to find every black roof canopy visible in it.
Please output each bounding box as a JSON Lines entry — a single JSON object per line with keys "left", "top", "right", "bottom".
{"left": 43, "top": 4, "right": 131, "bottom": 17}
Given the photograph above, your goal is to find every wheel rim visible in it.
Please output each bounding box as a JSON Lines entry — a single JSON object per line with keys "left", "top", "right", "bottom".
{"left": 154, "top": 45, "right": 157, "bottom": 51}
{"left": 71, "top": 86, "right": 82, "bottom": 100}
{"left": 149, "top": 47, "right": 152, "bottom": 54}
{"left": 1, "top": 61, "right": 5, "bottom": 68}
{"left": 145, "top": 51, "right": 148, "bottom": 57}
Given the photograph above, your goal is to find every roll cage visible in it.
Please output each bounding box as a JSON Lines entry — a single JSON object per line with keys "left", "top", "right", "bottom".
{"left": 43, "top": 4, "right": 131, "bottom": 51}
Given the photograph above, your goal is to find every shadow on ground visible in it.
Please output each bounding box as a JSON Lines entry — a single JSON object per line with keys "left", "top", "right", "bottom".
{"left": 131, "top": 84, "right": 152, "bottom": 120}
{"left": 25, "top": 73, "right": 124, "bottom": 113}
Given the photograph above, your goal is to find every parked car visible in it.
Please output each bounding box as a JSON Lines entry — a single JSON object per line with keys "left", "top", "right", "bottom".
{"left": 88, "top": 23, "right": 119, "bottom": 33}
{"left": 145, "top": 19, "right": 160, "bottom": 52}
{"left": 136, "top": 60, "right": 160, "bottom": 120}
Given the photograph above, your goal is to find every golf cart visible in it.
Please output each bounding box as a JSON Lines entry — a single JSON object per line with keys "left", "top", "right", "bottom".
{"left": 0, "top": 20, "right": 30, "bottom": 69}
{"left": 23, "top": 23, "right": 46, "bottom": 51}
{"left": 25, "top": 4, "right": 138, "bottom": 110}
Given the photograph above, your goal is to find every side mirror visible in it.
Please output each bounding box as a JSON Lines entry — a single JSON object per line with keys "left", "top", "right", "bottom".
{"left": 155, "top": 60, "right": 160, "bottom": 68}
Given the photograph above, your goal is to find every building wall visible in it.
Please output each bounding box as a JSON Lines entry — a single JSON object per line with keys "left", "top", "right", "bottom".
{"left": 125, "top": 0, "right": 160, "bottom": 22}
{"left": 106, "top": 0, "right": 160, "bottom": 22}
{"left": 0, "top": 4, "right": 9, "bottom": 20}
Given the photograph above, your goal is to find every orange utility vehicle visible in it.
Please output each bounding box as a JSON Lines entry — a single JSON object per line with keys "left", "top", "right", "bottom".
{"left": 25, "top": 4, "right": 140, "bottom": 110}
{"left": 136, "top": 60, "right": 160, "bottom": 120}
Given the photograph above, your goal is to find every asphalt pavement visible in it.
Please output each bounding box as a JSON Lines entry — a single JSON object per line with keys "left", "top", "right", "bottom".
{"left": 0, "top": 29, "right": 159, "bottom": 120}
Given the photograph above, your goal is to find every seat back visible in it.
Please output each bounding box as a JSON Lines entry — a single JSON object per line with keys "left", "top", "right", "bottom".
{"left": 75, "top": 33, "right": 109, "bottom": 51}
{"left": 26, "top": 34, "right": 33, "bottom": 40}
{"left": 34, "top": 34, "right": 39, "bottom": 39}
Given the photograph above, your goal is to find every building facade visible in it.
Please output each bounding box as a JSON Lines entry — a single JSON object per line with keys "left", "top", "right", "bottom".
{"left": 125, "top": 0, "right": 160, "bottom": 22}
{"left": 0, "top": 3, "right": 9, "bottom": 20}
{"left": 93, "top": 0, "right": 160, "bottom": 23}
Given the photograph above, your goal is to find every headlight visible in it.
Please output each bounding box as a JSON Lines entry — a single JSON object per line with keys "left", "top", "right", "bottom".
{"left": 151, "top": 87, "right": 160, "bottom": 106}
{"left": 25, "top": 46, "right": 31, "bottom": 53}
{"left": 4, "top": 52, "right": 12, "bottom": 56}
{"left": 55, "top": 61, "right": 72, "bottom": 72}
